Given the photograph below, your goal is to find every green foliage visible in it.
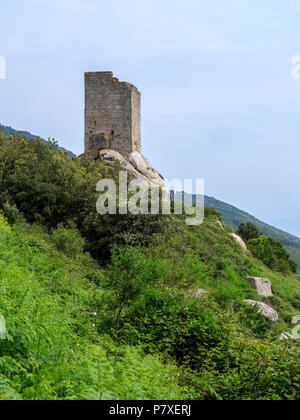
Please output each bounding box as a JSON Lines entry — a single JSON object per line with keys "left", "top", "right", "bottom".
{"left": 100, "top": 246, "right": 166, "bottom": 329}
{"left": 204, "top": 194, "right": 300, "bottom": 273}
{"left": 100, "top": 249, "right": 228, "bottom": 367}
{"left": 237, "top": 222, "right": 261, "bottom": 242}
{"left": 184, "top": 332, "right": 300, "bottom": 400}
{"left": 248, "top": 235, "right": 298, "bottom": 274}
{"left": 0, "top": 221, "right": 185, "bottom": 400}
{"left": 0, "top": 213, "right": 11, "bottom": 233}
{"left": 51, "top": 225, "right": 85, "bottom": 257}
{"left": 204, "top": 206, "right": 222, "bottom": 221}
{"left": 1, "top": 131, "right": 300, "bottom": 400}
{"left": 0, "top": 132, "right": 171, "bottom": 264}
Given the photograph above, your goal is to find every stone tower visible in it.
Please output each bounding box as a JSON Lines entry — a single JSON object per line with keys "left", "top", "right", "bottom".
{"left": 84, "top": 71, "right": 141, "bottom": 154}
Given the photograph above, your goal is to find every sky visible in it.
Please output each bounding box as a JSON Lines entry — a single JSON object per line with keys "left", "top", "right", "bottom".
{"left": 1, "top": 0, "right": 300, "bottom": 236}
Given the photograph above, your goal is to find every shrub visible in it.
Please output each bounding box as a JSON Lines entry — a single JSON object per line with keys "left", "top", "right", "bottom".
{"left": 237, "top": 222, "right": 261, "bottom": 242}
{"left": 0, "top": 213, "right": 11, "bottom": 233}
{"left": 100, "top": 246, "right": 166, "bottom": 329}
{"left": 1, "top": 202, "right": 24, "bottom": 225}
{"left": 248, "top": 236, "right": 297, "bottom": 274}
{"left": 51, "top": 225, "right": 85, "bottom": 257}
{"left": 118, "top": 288, "right": 230, "bottom": 369}
{"left": 204, "top": 207, "right": 222, "bottom": 221}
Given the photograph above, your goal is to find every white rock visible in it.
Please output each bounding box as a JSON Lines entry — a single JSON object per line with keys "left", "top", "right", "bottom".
{"left": 99, "top": 149, "right": 165, "bottom": 188}
{"left": 188, "top": 289, "right": 209, "bottom": 299}
{"left": 214, "top": 221, "right": 224, "bottom": 229}
{"left": 230, "top": 233, "right": 247, "bottom": 251}
{"left": 128, "top": 152, "right": 165, "bottom": 185}
{"left": 243, "top": 300, "right": 279, "bottom": 325}
{"left": 280, "top": 332, "right": 295, "bottom": 341}
{"left": 245, "top": 277, "right": 273, "bottom": 297}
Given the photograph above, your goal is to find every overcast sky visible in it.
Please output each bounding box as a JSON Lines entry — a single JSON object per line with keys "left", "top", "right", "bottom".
{"left": 1, "top": 0, "right": 300, "bottom": 235}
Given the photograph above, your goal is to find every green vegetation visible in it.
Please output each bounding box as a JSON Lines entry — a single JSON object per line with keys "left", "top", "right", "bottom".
{"left": 236, "top": 222, "right": 297, "bottom": 274}
{"left": 237, "top": 221, "right": 261, "bottom": 242}
{"left": 190, "top": 194, "right": 300, "bottom": 272}
{"left": 0, "top": 129, "right": 300, "bottom": 400}
{"left": 248, "top": 236, "right": 298, "bottom": 274}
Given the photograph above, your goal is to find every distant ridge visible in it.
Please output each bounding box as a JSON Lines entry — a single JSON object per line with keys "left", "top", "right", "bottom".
{"left": 0, "top": 124, "right": 76, "bottom": 158}
{"left": 172, "top": 191, "right": 300, "bottom": 272}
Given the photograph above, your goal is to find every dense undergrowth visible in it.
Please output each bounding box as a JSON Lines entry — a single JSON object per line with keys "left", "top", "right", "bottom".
{"left": 0, "top": 131, "right": 300, "bottom": 400}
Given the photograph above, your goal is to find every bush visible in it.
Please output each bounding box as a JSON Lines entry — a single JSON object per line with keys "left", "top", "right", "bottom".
{"left": 51, "top": 225, "right": 85, "bottom": 257}
{"left": 100, "top": 246, "right": 166, "bottom": 329}
{"left": 183, "top": 333, "right": 300, "bottom": 400}
{"left": 204, "top": 207, "right": 222, "bottom": 221}
{"left": 1, "top": 202, "right": 24, "bottom": 225}
{"left": 248, "top": 236, "right": 297, "bottom": 274}
{"left": 237, "top": 222, "right": 261, "bottom": 242}
{"left": 0, "top": 213, "right": 11, "bottom": 233}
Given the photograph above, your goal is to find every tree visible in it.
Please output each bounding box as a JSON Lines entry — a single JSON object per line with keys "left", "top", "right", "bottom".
{"left": 237, "top": 222, "right": 261, "bottom": 242}
{"left": 247, "top": 235, "right": 298, "bottom": 274}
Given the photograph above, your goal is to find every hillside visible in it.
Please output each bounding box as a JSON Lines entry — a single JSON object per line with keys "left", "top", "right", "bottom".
{"left": 4, "top": 122, "right": 299, "bottom": 268}
{"left": 0, "top": 130, "right": 299, "bottom": 400}
{"left": 204, "top": 195, "right": 300, "bottom": 272}
{"left": 172, "top": 192, "right": 300, "bottom": 272}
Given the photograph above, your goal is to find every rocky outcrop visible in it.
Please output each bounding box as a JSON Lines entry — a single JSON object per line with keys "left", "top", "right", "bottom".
{"left": 245, "top": 277, "right": 273, "bottom": 297}
{"left": 128, "top": 152, "right": 165, "bottom": 186}
{"left": 244, "top": 300, "right": 279, "bottom": 325}
{"left": 230, "top": 233, "right": 247, "bottom": 251}
{"left": 97, "top": 149, "right": 165, "bottom": 188}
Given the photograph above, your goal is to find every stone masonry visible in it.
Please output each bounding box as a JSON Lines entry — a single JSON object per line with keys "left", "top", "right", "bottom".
{"left": 84, "top": 71, "right": 141, "bottom": 154}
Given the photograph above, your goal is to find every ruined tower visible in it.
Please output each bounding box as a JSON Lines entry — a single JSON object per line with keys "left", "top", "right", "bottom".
{"left": 84, "top": 71, "right": 141, "bottom": 154}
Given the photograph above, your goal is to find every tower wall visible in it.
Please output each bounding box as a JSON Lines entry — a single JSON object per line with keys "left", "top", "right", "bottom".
{"left": 84, "top": 72, "right": 141, "bottom": 154}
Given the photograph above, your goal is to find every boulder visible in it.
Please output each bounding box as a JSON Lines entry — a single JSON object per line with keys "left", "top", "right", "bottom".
{"left": 245, "top": 277, "right": 273, "bottom": 297}
{"left": 188, "top": 289, "right": 208, "bottom": 299}
{"left": 230, "top": 233, "right": 247, "bottom": 251}
{"left": 128, "top": 152, "right": 165, "bottom": 187}
{"left": 243, "top": 300, "right": 279, "bottom": 325}
{"left": 99, "top": 149, "right": 165, "bottom": 188}
{"left": 214, "top": 221, "right": 224, "bottom": 229}
{"left": 280, "top": 332, "right": 295, "bottom": 341}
